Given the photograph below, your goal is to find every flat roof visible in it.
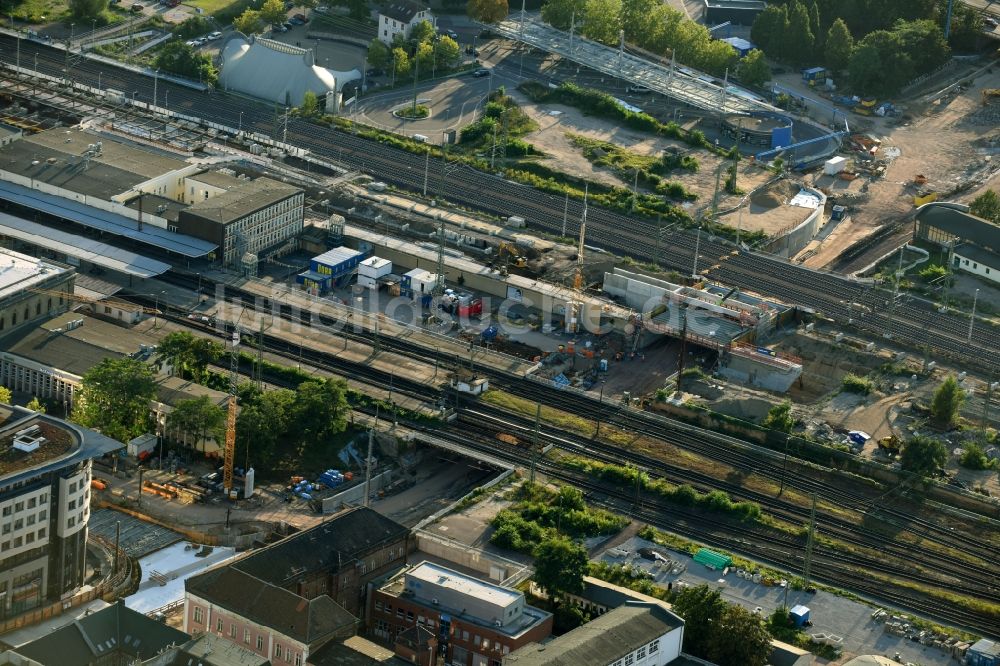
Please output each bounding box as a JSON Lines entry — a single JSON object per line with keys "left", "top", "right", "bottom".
{"left": 314, "top": 246, "right": 362, "bottom": 266}
{"left": 0, "top": 247, "right": 69, "bottom": 300}
{"left": 407, "top": 561, "right": 521, "bottom": 607}
{"left": 124, "top": 193, "right": 187, "bottom": 224}
{"left": 22, "top": 128, "right": 188, "bottom": 180}
{"left": 188, "top": 169, "right": 243, "bottom": 189}
{"left": 184, "top": 176, "right": 301, "bottom": 225}
{"left": 955, "top": 242, "right": 1000, "bottom": 267}
{"left": 0, "top": 212, "right": 171, "bottom": 278}
{"left": 0, "top": 179, "right": 217, "bottom": 257}
{"left": 361, "top": 256, "right": 392, "bottom": 268}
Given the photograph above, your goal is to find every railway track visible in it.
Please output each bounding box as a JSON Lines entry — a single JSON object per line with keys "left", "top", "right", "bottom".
{"left": 1, "top": 40, "right": 999, "bottom": 372}
{"left": 135, "top": 280, "right": 1000, "bottom": 637}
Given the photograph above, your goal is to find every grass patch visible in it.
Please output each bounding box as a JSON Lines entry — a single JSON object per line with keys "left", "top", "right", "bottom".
{"left": 841, "top": 373, "right": 875, "bottom": 395}
{"left": 568, "top": 134, "right": 698, "bottom": 202}
{"left": 396, "top": 104, "right": 430, "bottom": 119}
{"left": 10, "top": 0, "right": 67, "bottom": 22}
{"left": 183, "top": 0, "right": 242, "bottom": 16}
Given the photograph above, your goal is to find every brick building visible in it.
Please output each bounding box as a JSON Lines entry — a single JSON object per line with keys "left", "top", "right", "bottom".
{"left": 369, "top": 562, "right": 552, "bottom": 666}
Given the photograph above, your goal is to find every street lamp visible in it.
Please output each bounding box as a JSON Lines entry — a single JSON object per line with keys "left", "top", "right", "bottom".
{"left": 969, "top": 288, "right": 980, "bottom": 342}
{"left": 164, "top": 89, "right": 169, "bottom": 113}
{"left": 238, "top": 110, "right": 243, "bottom": 135}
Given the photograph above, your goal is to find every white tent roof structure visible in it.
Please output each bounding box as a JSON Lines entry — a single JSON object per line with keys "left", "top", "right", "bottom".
{"left": 219, "top": 35, "right": 361, "bottom": 106}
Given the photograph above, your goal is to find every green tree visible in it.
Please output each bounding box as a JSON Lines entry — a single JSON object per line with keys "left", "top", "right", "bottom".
{"left": 72, "top": 358, "right": 156, "bottom": 443}
{"left": 970, "top": 189, "right": 1000, "bottom": 223}
{"left": 541, "top": 0, "right": 586, "bottom": 31}
{"left": 300, "top": 90, "right": 320, "bottom": 117}
{"left": 582, "top": 0, "right": 622, "bottom": 45}
{"left": 156, "top": 41, "right": 219, "bottom": 85}
{"left": 960, "top": 441, "right": 993, "bottom": 470}
{"left": 467, "top": 0, "right": 508, "bottom": 23}
{"left": 672, "top": 584, "right": 727, "bottom": 658}
{"left": 762, "top": 400, "right": 794, "bottom": 433}
{"left": 707, "top": 605, "right": 772, "bottom": 666}
{"left": 69, "top": 0, "right": 105, "bottom": 20}
{"left": 944, "top": 1, "right": 984, "bottom": 51}
{"left": 786, "top": 1, "right": 815, "bottom": 65}
{"left": 415, "top": 40, "right": 434, "bottom": 70}
{"left": 290, "top": 378, "right": 350, "bottom": 454}
{"left": 234, "top": 8, "right": 264, "bottom": 35}
{"left": 260, "top": 0, "right": 287, "bottom": 25}
{"left": 0, "top": 386, "right": 11, "bottom": 404}
{"left": 235, "top": 387, "right": 295, "bottom": 467}
{"left": 25, "top": 396, "right": 46, "bottom": 413}
{"left": 435, "top": 35, "right": 461, "bottom": 69}
{"left": 620, "top": 0, "right": 659, "bottom": 44}
{"left": 156, "top": 331, "right": 223, "bottom": 384}
{"left": 931, "top": 375, "right": 965, "bottom": 427}
{"left": 750, "top": 5, "right": 788, "bottom": 59}
{"left": 166, "top": 395, "right": 225, "bottom": 450}
{"left": 901, "top": 435, "right": 948, "bottom": 477}
{"left": 367, "top": 38, "right": 391, "bottom": 70}
{"left": 409, "top": 18, "right": 436, "bottom": 45}
{"left": 846, "top": 42, "right": 883, "bottom": 95}
{"left": 175, "top": 16, "right": 214, "bottom": 40}
{"left": 824, "top": 18, "right": 853, "bottom": 75}
{"left": 895, "top": 19, "right": 950, "bottom": 76}
{"left": 532, "top": 536, "right": 588, "bottom": 602}
{"left": 807, "top": 0, "right": 822, "bottom": 50}
{"left": 736, "top": 49, "right": 771, "bottom": 87}
{"left": 392, "top": 47, "right": 411, "bottom": 76}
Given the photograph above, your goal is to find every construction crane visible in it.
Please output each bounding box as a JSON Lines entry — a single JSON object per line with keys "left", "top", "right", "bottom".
{"left": 573, "top": 184, "right": 588, "bottom": 292}
{"left": 223, "top": 311, "right": 246, "bottom": 499}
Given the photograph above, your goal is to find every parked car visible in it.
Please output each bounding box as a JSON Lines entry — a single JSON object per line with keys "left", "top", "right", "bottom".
{"left": 472, "top": 68, "right": 490, "bottom": 77}
{"left": 626, "top": 85, "right": 650, "bottom": 94}
{"left": 207, "top": 31, "right": 222, "bottom": 40}
{"left": 314, "top": 4, "right": 328, "bottom": 12}
{"left": 985, "top": 16, "right": 999, "bottom": 28}
{"left": 185, "top": 39, "right": 198, "bottom": 46}
{"left": 293, "top": 12, "right": 308, "bottom": 21}
{"left": 289, "top": 16, "right": 304, "bottom": 24}
{"left": 446, "top": 29, "right": 458, "bottom": 40}
{"left": 282, "top": 21, "right": 293, "bottom": 30}
{"left": 271, "top": 23, "right": 287, "bottom": 32}
{"left": 130, "top": 3, "right": 143, "bottom": 11}
{"left": 464, "top": 45, "right": 478, "bottom": 55}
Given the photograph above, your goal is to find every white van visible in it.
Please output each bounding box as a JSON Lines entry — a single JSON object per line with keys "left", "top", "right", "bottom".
{"left": 413, "top": 134, "right": 428, "bottom": 143}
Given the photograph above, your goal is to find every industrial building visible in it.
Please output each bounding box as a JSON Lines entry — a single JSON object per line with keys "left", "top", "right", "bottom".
{"left": 369, "top": 561, "right": 553, "bottom": 666}
{"left": 966, "top": 639, "right": 1000, "bottom": 666}
{"left": 219, "top": 36, "right": 361, "bottom": 106}
{"left": 0, "top": 405, "right": 121, "bottom": 621}
{"left": 914, "top": 202, "right": 1000, "bottom": 284}
{"left": 297, "top": 246, "right": 368, "bottom": 294}
{"left": 0, "top": 247, "right": 75, "bottom": 337}
{"left": 505, "top": 601, "right": 683, "bottom": 666}
{"left": 721, "top": 113, "right": 793, "bottom": 149}
{"left": 378, "top": 0, "right": 434, "bottom": 45}
{"left": 357, "top": 256, "right": 394, "bottom": 289}
{"left": 702, "top": 0, "right": 766, "bottom": 24}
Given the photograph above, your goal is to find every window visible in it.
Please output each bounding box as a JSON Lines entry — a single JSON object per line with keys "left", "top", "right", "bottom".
{"left": 295, "top": 655, "right": 302, "bottom": 666}
{"left": 230, "top": 623, "right": 237, "bottom": 638}
{"left": 1, "top": 508, "right": 9, "bottom": 517}
{"left": 68, "top": 517, "right": 75, "bottom": 527}
{"left": 25, "top": 532, "right": 33, "bottom": 544}
{"left": 14, "top": 502, "right": 23, "bottom": 512}
{"left": 193, "top": 607, "right": 203, "bottom": 623}
{"left": 217, "top": 618, "right": 224, "bottom": 633}
{"left": 257, "top": 636, "right": 264, "bottom": 651}
{"left": 474, "top": 635, "right": 480, "bottom": 646}
{"left": 375, "top": 600, "right": 383, "bottom": 611}
{"left": 274, "top": 644, "right": 281, "bottom": 657}
{"left": 27, "top": 498, "right": 35, "bottom": 509}
{"left": 462, "top": 630, "right": 469, "bottom": 641}
{"left": 286, "top": 647, "right": 292, "bottom": 661}
{"left": 1, "top": 542, "right": 8, "bottom": 552}
{"left": 13, "top": 537, "right": 21, "bottom": 548}
{"left": 37, "top": 528, "right": 45, "bottom": 539}
{"left": 244, "top": 627, "right": 250, "bottom": 643}
{"left": 38, "top": 510, "right": 46, "bottom": 520}
{"left": 637, "top": 646, "right": 646, "bottom": 659}
{"left": 68, "top": 483, "right": 76, "bottom": 494}
{"left": 613, "top": 661, "right": 623, "bottom": 666}
{"left": 39, "top": 494, "right": 47, "bottom": 505}
{"left": 624, "top": 654, "right": 634, "bottom": 666}
{"left": 407, "top": 610, "right": 414, "bottom": 622}
{"left": 385, "top": 603, "right": 392, "bottom": 614}
{"left": 649, "top": 639, "right": 659, "bottom": 654}
{"left": 1, "top": 524, "right": 8, "bottom": 535}
{"left": 14, "top": 519, "right": 22, "bottom": 530}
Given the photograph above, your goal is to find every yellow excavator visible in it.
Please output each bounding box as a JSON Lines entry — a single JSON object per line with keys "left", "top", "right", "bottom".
{"left": 497, "top": 242, "right": 527, "bottom": 275}
{"left": 982, "top": 89, "right": 1000, "bottom": 106}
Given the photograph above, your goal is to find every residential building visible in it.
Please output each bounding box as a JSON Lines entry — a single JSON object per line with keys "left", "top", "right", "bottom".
{"left": 369, "top": 561, "right": 552, "bottom": 666}
{"left": 504, "top": 601, "right": 684, "bottom": 666}
{"left": 914, "top": 202, "right": 1000, "bottom": 283}
{"left": 177, "top": 173, "right": 304, "bottom": 268}
{"left": 6, "top": 599, "right": 188, "bottom": 666}
{"left": 307, "top": 635, "right": 402, "bottom": 665}
{"left": 377, "top": 0, "right": 434, "bottom": 45}
{"left": 142, "top": 633, "right": 271, "bottom": 666}
{"left": 0, "top": 248, "right": 74, "bottom": 337}
{"left": 953, "top": 243, "right": 1000, "bottom": 285}
{"left": 184, "top": 507, "right": 409, "bottom": 664}
{"left": 0, "top": 406, "right": 120, "bottom": 619}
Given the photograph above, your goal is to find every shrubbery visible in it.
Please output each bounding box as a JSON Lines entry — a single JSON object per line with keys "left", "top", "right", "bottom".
{"left": 841, "top": 373, "right": 874, "bottom": 395}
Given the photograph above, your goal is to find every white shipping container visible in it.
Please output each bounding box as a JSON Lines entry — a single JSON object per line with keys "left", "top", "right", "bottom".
{"left": 823, "top": 156, "right": 847, "bottom": 175}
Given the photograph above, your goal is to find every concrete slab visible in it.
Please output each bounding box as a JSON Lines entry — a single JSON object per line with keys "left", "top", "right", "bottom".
{"left": 126, "top": 541, "right": 238, "bottom": 614}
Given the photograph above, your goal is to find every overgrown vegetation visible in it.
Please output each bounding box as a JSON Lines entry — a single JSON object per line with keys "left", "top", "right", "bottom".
{"left": 558, "top": 456, "right": 763, "bottom": 521}
{"left": 460, "top": 87, "right": 540, "bottom": 152}
{"left": 569, "top": 135, "right": 698, "bottom": 202}
{"left": 841, "top": 372, "right": 874, "bottom": 395}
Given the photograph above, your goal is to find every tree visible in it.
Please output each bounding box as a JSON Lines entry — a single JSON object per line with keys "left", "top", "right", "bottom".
{"left": 289, "top": 378, "right": 350, "bottom": 455}
{"left": 72, "top": 358, "right": 156, "bottom": 443}
{"left": 467, "top": 0, "right": 508, "bottom": 24}
{"left": 750, "top": 5, "right": 788, "bottom": 59}
{"left": 234, "top": 8, "right": 264, "bottom": 35}
{"left": 931, "top": 375, "right": 965, "bottom": 427}
{"left": 26, "top": 397, "right": 46, "bottom": 413}
{"left": 786, "top": 1, "right": 815, "bottom": 65}
{"left": 901, "top": 435, "right": 948, "bottom": 477}
{"left": 156, "top": 41, "right": 219, "bottom": 85}
{"left": 960, "top": 441, "right": 993, "bottom": 470}
{"left": 415, "top": 40, "right": 434, "bottom": 70}
{"left": 582, "top": 0, "right": 622, "bottom": 45}
{"left": 737, "top": 49, "right": 771, "bottom": 87}
{"left": 175, "top": 16, "right": 214, "bottom": 40}
{"left": 541, "top": 0, "right": 586, "bottom": 31}
{"left": 300, "top": 90, "right": 320, "bottom": 117}
{"left": 807, "top": 0, "right": 822, "bottom": 50}
{"left": 260, "top": 0, "right": 287, "bottom": 25}
{"left": 435, "top": 35, "right": 461, "bottom": 70}
{"left": 0, "top": 386, "right": 11, "bottom": 404}
{"left": 707, "top": 605, "right": 772, "bottom": 666}
{"left": 895, "top": 19, "right": 950, "bottom": 76}
{"left": 166, "top": 395, "right": 225, "bottom": 450}
{"left": 367, "top": 38, "right": 391, "bottom": 70}
{"left": 620, "top": 0, "right": 660, "bottom": 44}
{"left": 409, "top": 18, "right": 436, "bottom": 45}
{"left": 846, "top": 42, "right": 884, "bottom": 95}
{"left": 762, "top": 400, "right": 794, "bottom": 433}
{"left": 69, "top": 0, "right": 105, "bottom": 20}
{"left": 532, "top": 536, "right": 588, "bottom": 602}
{"left": 970, "top": 189, "right": 1000, "bottom": 223}
{"left": 392, "top": 47, "right": 411, "bottom": 77}
{"left": 236, "top": 387, "right": 295, "bottom": 467}
{"left": 824, "top": 18, "right": 853, "bottom": 75}
{"left": 156, "top": 331, "right": 222, "bottom": 384}
{"left": 672, "top": 584, "right": 727, "bottom": 658}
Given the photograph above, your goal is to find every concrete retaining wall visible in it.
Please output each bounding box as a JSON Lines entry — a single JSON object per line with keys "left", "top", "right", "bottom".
{"left": 318, "top": 470, "right": 392, "bottom": 513}
{"left": 762, "top": 185, "right": 827, "bottom": 258}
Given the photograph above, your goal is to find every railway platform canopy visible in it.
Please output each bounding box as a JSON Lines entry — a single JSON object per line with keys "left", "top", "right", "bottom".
{"left": 490, "top": 16, "right": 782, "bottom": 115}
{"left": 0, "top": 212, "right": 172, "bottom": 278}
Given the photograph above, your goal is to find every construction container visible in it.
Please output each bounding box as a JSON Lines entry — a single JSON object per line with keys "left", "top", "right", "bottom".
{"left": 790, "top": 605, "right": 811, "bottom": 627}
{"left": 358, "top": 256, "right": 392, "bottom": 288}
{"left": 823, "top": 156, "right": 847, "bottom": 176}
{"left": 831, "top": 205, "right": 847, "bottom": 221}
{"left": 801, "top": 67, "right": 826, "bottom": 84}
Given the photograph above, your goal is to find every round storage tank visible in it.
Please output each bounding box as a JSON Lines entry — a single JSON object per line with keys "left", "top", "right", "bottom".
{"left": 721, "top": 113, "right": 793, "bottom": 149}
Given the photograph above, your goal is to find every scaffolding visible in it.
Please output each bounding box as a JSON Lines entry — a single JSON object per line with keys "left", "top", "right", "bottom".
{"left": 491, "top": 16, "right": 782, "bottom": 115}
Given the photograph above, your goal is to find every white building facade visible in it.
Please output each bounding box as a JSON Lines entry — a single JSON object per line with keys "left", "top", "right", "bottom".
{"left": 378, "top": 0, "right": 434, "bottom": 45}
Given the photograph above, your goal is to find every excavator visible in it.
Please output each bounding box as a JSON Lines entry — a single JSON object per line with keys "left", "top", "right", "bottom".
{"left": 496, "top": 242, "right": 527, "bottom": 276}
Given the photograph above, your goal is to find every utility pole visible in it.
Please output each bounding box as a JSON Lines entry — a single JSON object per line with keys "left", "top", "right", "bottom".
{"left": 434, "top": 218, "right": 445, "bottom": 295}
{"left": 283, "top": 107, "right": 289, "bottom": 144}
{"left": 887, "top": 246, "right": 904, "bottom": 339}
{"left": 691, "top": 225, "right": 702, "bottom": 278}
{"left": 803, "top": 493, "right": 818, "bottom": 588}
{"left": 422, "top": 148, "right": 430, "bottom": 197}
{"left": 153, "top": 68, "right": 158, "bottom": 110}
{"left": 363, "top": 419, "right": 376, "bottom": 507}
{"left": 255, "top": 319, "right": 264, "bottom": 392}
{"left": 411, "top": 51, "right": 420, "bottom": 115}
{"left": 675, "top": 305, "right": 688, "bottom": 393}
{"left": 113, "top": 521, "right": 121, "bottom": 573}
{"left": 561, "top": 191, "right": 569, "bottom": 239}
{"left": 529, "top": 403, "right": 541, "bottom": 484}
{"left": 969, "top": 288, "right": 980, "bottom": 342}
